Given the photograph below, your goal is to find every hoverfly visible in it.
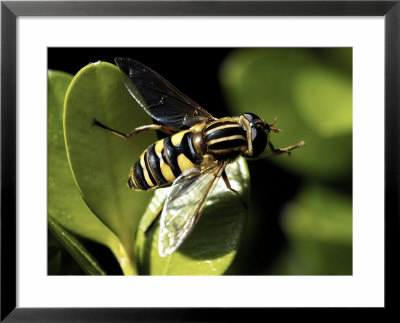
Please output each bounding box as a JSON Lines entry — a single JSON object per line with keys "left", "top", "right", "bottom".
{"left": 94, "top": 57, "right": 304, "bottom": 257}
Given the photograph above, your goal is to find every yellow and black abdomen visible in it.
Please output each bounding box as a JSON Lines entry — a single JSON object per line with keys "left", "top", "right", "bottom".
{"left": 128, "top": 130, "right": 203, "bottom": 191}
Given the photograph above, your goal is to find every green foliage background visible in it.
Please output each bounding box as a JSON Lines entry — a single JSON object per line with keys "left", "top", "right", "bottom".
{"left": 48, "top": 48, "right": 352, "bottom": 275}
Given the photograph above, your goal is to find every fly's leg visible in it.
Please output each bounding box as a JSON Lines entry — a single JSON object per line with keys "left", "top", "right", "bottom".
{"left": 268, "top": 140, "right": 305, "bottom": 157}
{"left": 93, "top": 119, "right": 176, "bottom": 139}
{"left": 221, "top": 169, "right": 248, "bottom": 210}
{"left": 251, "top": 140, "right": 305, "bottom": 159}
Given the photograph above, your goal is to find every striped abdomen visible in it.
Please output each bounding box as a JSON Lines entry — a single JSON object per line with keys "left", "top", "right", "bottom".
{"left": 203, "top": 118, "right": 247, "bottom": 160}
{"left": 128, "top": 130, "right": 203, "bottom": 191}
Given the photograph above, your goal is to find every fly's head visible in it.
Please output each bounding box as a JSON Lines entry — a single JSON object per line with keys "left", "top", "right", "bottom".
{"left": 239, "top": 113, "right": 280, "bottom": 158}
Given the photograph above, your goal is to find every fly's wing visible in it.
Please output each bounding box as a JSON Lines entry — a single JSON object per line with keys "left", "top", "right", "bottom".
{"left": 114, "top": 57, "right": 215, "bottom": 129}
{"left": 158, "top": 165, "right": 222, "bottom": 257}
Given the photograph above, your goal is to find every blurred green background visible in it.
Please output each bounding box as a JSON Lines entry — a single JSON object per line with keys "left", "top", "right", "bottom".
{"left": 48, "top": 48, "right": 352, "bottom": 275}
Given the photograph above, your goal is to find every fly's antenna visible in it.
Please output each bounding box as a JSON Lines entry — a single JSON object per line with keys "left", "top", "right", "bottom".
{"left": 267, "top": 116, "right": 282, "bottom": 133}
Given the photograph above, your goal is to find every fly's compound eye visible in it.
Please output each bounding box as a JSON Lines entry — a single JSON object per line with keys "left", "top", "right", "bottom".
{"left": 250, "top": 126, "right": 267, "bottom": 157}
{"left": 240, "top": 112, "right": 268, "bottom": 157}
{"left": 242, "top": 112, "right": 259, "bottom": 123}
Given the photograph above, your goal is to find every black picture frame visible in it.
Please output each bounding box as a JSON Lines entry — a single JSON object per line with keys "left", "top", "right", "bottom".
{"left": 1, "top": 1, "right": 398, "bottom": 321}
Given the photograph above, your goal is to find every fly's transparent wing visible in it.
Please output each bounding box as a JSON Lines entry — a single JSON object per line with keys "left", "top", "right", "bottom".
{"left": 158, "top": 165, "right": 222, "bottom": 257}
{"left": 114, "top": 57, "right": 215, "bottom": 129}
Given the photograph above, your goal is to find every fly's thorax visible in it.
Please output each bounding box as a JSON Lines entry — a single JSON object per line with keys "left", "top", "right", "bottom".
{"left": 189, "top": 122, "right": 207, "bottom": 158}
{"left": 202, "top": 117, "right": 247, "bottom": 161}
{"left": 239, "top": 113, "right": 269, "bottom": 157}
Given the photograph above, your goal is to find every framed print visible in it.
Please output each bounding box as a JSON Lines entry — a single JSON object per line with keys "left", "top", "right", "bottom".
{"left": 47, "top": 46, "right": 350, "bottom": 275}
{"left": 1, "top": 0, "right": 398, "bottom": 321}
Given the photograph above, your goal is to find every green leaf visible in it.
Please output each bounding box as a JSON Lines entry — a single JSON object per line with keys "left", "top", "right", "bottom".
{"left": 135, "top": 158, "right": 249, "bottom": 275}
{"left": 220, "top": 48, "right": 352, "bottom": 180}
{"left": 48, "top": 215, "right": 106, "bottom": 275}
{"left": 63, "top": 62, "right": 157, "bottom": 274}
{"left": 49, "top": 70, "right": 135, "bottom": 274}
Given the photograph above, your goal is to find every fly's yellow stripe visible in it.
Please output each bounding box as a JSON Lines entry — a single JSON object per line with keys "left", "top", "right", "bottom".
{"left": 154, "top": 138, "right": 176, "bottom": 182}
{"left": 191, "top": 123, "right": 207, "bottom": 132}
{"left": 146, "top": 148, "right": 159, "bottom": 186}
{"left": 210, "top": 147, "right": 244, "bottom": 155}
{"left": 140, "top": 152, "right": 154, "bottom": 187}
{"left": 155, "top": 140, "right": 164, "bottom": 153}
{"left": 171, "top": 130, "right": 190, "bottom": 146}
{"left": 207, "top": 135, "right": 246, "bottom": 146}
{"left": 160, "top": 162, "right": 176, "bottom": 182}
{"left": 207, "top": 117, "right": 238, "bottom": 126}
{"left": 177, "top": 153, "right": 195, "bottom": 172}
{"left": 204, "top": 124, "right": 241, "bottom": 136}
{"left": 129, "top": 172, "right": 140, "bottom": 189}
